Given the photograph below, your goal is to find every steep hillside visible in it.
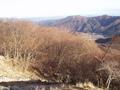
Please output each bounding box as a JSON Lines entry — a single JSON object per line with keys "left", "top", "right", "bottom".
{"left": 39, "top": 15, "right": 120, "bottom": 37}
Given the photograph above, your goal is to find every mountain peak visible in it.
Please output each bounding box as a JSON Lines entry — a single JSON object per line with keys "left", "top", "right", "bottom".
{"left": 39, "top": 15, "right": 120, "bottom": 37}
{"left": 66, "top": 15, "right": 87, "bottom": 20}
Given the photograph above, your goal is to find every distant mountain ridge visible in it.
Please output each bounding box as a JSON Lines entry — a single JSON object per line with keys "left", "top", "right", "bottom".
{"left": 39, "top": 15, "right": 120, "bottom": 37}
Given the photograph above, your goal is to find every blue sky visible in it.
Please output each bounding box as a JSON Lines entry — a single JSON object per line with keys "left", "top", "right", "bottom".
{"left": 0, "top": 0, "right": 120, "bottom": 18}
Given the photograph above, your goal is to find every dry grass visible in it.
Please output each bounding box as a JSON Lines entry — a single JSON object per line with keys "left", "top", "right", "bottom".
{"left": 0, "top": 57, "right": 46, "bottom": 82}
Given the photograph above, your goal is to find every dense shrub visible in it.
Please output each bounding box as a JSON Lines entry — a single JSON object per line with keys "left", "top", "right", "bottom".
{"left": 0, "top": 20, "right": 120, "bottom": 89}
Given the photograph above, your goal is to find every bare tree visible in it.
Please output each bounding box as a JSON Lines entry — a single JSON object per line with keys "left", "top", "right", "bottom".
{"left": 98, "top": 60, "right": 120, "bottom": 90}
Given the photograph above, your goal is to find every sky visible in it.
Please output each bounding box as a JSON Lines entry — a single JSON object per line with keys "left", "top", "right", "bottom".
{"left": 0, "top": 0, "right": 120, "bottom": 18}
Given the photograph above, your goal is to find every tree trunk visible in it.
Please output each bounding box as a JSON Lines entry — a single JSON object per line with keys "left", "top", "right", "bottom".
{"left": 106, "top": 75, "right": 112, "bottom": 90}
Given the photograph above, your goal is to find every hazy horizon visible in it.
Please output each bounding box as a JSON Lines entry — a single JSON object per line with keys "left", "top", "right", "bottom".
{"left": 0, "top": 0, "right": 120, "bottom": 18}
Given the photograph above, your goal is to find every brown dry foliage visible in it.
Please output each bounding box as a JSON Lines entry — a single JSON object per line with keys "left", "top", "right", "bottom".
{"left": 1, "top": 20, "right": 120, "bottom": 89}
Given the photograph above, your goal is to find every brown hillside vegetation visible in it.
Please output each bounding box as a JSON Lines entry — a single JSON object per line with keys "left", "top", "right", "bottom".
{"left": 111, "top": 35, "right": 120, "bottom": 51}
{"left": 0, "top": 20, "right": 119, "bottom": 89}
